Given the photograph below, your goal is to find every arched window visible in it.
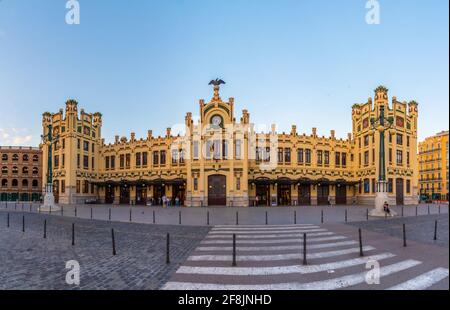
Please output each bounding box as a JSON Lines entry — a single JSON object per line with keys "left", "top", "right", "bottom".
{"left": 1, "top": 154, "right": 7, "bottom": 161}
{"left": 32, "top": 155, "right": 39, "bottom": 162}
{"left": 1, "top": 179, "right": 7, "bottom": 187}
{"left": 22, "top": 166, "right": 29, "bottom": 174}
{"left": 23, "top": 154, "right": 29, "bottom": 161}
{"left": 22, "top": 179, "right": 28, "bottom": 187}
{"left": 12, "top": 166, "right": 18, "bottom": 174}
{"left": 12, "top": 154, "right": 19, "bottom": 161}
{"left": 32, "top": 167, "right": 38, "bottom": 175}
{"left": 32, "top": 180, "right": 38, "bottom": 188}
{"left": 12, "top": 179, "right": 18, "bottom": 187}
{"left": 1, "top": 166, "right": 7, "bottom": 174}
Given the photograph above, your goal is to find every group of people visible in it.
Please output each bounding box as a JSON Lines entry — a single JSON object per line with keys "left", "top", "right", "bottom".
{"left": 146, "top": 196, "right": 182, "bottom": 207}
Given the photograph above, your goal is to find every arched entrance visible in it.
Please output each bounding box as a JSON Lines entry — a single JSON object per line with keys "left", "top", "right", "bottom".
{"left": 208, "top": 175, "right": 226, "bottom": 206}
{"left": 120, "top": 185, "right": 130, "bottom": 204}
{"left": 298, "top": 184, "right": 311, "bottom": 206}
{"left": 335, "top": 184, "right": 347, "bottom": 205}
{"left": 317, "top": 183, "right": 329, "bottom": 205}
{"left": 396, "top": 178, "right": 404, "bottom": 205}
{"left": 105, "top": 185, "right": 114, "bottom": 204}
{"left": 136, "top": 185, "right": 147, "bottom": 205}
{"left": 255, "top": 184, "right": 270, "bottom": 206}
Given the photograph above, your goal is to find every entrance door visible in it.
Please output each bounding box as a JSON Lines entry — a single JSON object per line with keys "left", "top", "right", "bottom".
{"left": 335, "top": 185, "right": 347, "bottom": 205}
{"left": 256, "top": 184, "right": 270, "bottom": 206}
{"left": 208, "top": 175, "right": 226, "bottom": 206}
{"left": 396, "top": 178, "right": 404, "bottom": 205}
{"left": 317, "top": 184, "right": 329, "bottom": 205}
{"left": 298, "top": 184, "right": 311, "bottom": 205}
{"left": 153, "top": 185, "right": 165, "bottom": 205}
{"left": 172, "top": 184, "right": 186, "bottom": 206}
{"left": 120, "top": 186, "right": 130, "bottom": 204}
{"left": 136, "top": 187, "right": 147, "bottom": 205}
{"left": 53, "top": 180, "right": 59, "bottom": 204}
{"left": 277, "top": 185, "right": 291, "bottom": 206}
{"left": 105, "top": 186, "right": 114, "bottom": 204}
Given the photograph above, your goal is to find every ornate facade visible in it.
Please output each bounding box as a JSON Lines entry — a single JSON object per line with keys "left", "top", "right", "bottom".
{"left": 41, "top": 84, "right": 419, "bottom": 206}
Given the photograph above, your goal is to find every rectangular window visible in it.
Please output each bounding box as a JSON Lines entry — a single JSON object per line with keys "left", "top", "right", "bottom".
{"left": 397, "top": 150, "right": 403, "bottom": 165}
{"left": 160, "top": 151, "right": 166, "bottom": 165}
{"left": 235, "top": 140, "right": 241, "bottom": 160}
{"left": 364, "top": 151, "right": 369, "bottom": 166}
{"left": 193, "top": 141, "right": 199, "bottom": 160}
{"left": 77, "top": 139, "right": 80, "bottom": 149}
{"left": 335, "top": 152, "right": 340, "bottom": 167}
{"left": 396, "top": 134, "right": 403, "bottom": 145}
{"left": 324, "top": 151, "right": 329, "bottom": 165}
{"left": 317, "top": 150, "right": 323, "bottom": 165}
{"left": 342, "top": 153, "right": 347, "bottom": 167}
{"left": 77, "top": 154, "right": 80, "bottom": 168}
{"left": 83, "top": 180, "right": 88, "bottom": 194}
{"left": 406, "top": 180, "right": 411, "bottom": 194}
{"left": 284, "top": 148, "right": 291, "bottom": 163}
{"left": 91, "top": 157, "right": 94, "bottom": 169}
{"left": 407, "top": 136, "right": 410, "bottom": 147}
{"left": 125, "top": 154, "right": 130, "bottom": 169}
{"left": 83, "top": 141, "right": 89, "bottom": 152}
{"left": 389, "top": 148, "right": 393, "bottom": 164}
{"left": 136, "top": 152, "right": 141, "bottom": 167}
{"left": 91, "top": 183, "right": 95, "bottom": 194}
{"left": 372, "top": 149, "right": 375, "bottom": 165}
{"left": 236, "top": 177, "right": 241, "bottom": 191}
{"left": 359, "top": 153, "right": 361, "bottom": 167}
{"left": 364, "top": 179, "right": 370, "bottom": 193}
{"left": 120, "top": 154, "right": 125, "bottom": 169}
{"left": 172, "top": 150, "right": 178, "bottom": 164}
{"left": 297, "top": 149, "right": 304, "bottom": 164}
{"left": 62, "top": 154, "right": 65, "bottom": 167}
{"left": 263, "top": 147, "right": 270, "bottom": 162}
{"left": 388, "top": 178, "right": 393, "bottom": 193}
{"left": 83, "top": 155, "right": 89, "bottom": 169}
{"left": 372, "top": 178, "right": 376, "bottom": 193}
{"left": 76, "top": 180, "right": 80, "bottom": 193}
{"left": 389, "top": 134, "right": 392, "bottom": 144}
{"left": 305, "top": 149, "right": 311, "bottom": 164}
{"left": 54, "top": 155, "right": 59, "bottom": 169}
{"left": 193, "top": 178, "right": 198, "bottom": 191}
{"left": 61, "top": 180, "right": 65, "bottom": 194}
{"left": 277, "top": 148, "right": 283, "bottom": 163}
{"left": 153, "top": 151, "right": 159, "bottom": 165}
{"left": 256, "top": 147, "right": 262, "bottom": 163}
{"left": 110, "top": 156, "right": 115, "bottom": 169}
{"left": 180, "top": 149, "right": 185, "bottom": 164}
{"left": 62, "top": 139, "right": 65, "bottom": 149}
{"left": 364, "top": 135, "right": 369, "bottom": 146}
{"left": 92, "top": 143, "right": 95, "bottom": 153}
{"left": 105, "top": 156, "right": 110, "bottom": 170}
{"left": 407, "top": 152, "right": 410, "bottom": 166}
{"left": 142, "top": 152, "right": 148, "bottom": 166}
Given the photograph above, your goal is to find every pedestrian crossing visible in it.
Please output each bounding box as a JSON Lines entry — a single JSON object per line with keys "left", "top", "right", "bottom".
{"left": 162, "top": 225, "right": 449, "bottom": 290}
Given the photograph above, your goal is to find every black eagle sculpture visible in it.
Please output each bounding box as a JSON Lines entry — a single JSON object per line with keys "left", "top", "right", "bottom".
{"left": 209, "top": 78, "right": 226, "bottom": 86}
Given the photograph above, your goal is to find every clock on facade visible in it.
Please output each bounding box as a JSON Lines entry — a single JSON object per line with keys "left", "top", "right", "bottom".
{"left": 211, "top": 115, "right": 222, "bottom": 127}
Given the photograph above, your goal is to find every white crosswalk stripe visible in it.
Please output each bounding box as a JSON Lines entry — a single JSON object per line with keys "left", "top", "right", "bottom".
{"left": 386, "top": 268, "right": 449, "bottom": 290}
{"left": 163, "top": 225, "right": 448, "bottom": 290}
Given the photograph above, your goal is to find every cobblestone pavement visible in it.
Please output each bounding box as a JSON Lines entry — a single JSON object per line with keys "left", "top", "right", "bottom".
{"left": 0, "top": 210, "right": 210, "bottom": 290}
{"left": 1, "top": 202, "right": 448, "bottom": 226}
{"left": 348, "top": 214, "right": 449, "bottom": 247}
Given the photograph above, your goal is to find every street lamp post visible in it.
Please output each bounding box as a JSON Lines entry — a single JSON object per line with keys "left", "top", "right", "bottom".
{"left": 40, "top": 124, "right": 60, "bottom": 212}
{"left": 369, "top": 105, "right": 396, "bottom": 217}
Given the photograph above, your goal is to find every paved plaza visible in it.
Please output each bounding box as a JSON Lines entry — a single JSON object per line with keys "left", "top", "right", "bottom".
{"left": 0, "top": 203, "right": 448, "bottom": 290}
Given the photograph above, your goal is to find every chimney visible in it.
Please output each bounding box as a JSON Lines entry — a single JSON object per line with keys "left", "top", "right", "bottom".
{"left": 147, "top": 130, "right": 153, "bottom": 140}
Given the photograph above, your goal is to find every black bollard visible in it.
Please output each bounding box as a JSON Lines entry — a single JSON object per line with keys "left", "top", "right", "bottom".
{"left": 294, "top": 210, "right": 297, "bottom": 225}
{"left": 207, "top": 211, "right": 210, "bottom": 226}
{"left": 265, "top": 211, "right": 268, "bottom": 225}
{"left": 232, "top": 234, "right": 237, "bottom": 267}
{"left": 111, "top": 228, "right": 117, "bottom": 255}
{"left": 415, "top": 206, "right": 418, "bottom": 216}
{"left": 403, "top": 224, "right": 407, "bottom": 247}
{"left": 22, "top": 215, "right": 25, "bottom": 232}
{"left": 49, "top": 204, "right": 52, "bottom": 215}
{"left": 345, "top": 209, "right": 348, "bottom": 222}
{"left": 44, "top": 220, "right": 47, "bottom": 239}
{"left": 166, "top": 233, "right": 170, "bottom": 264}
{"left": 72, "top": 223, "right": 75, "bottom": 246}
{"left": 90, "top": 208, "right": 93, "bottom": 219}
{"left": 321, "top": 210, "right": 324, "bottom": 224}
{"left": 428, "top": 205, "right": 430, "bottom": 215}
{"left": 129, "top": 209, "right": 132, "bottom": 222}
{"left": 438, "top": 204, "right": 441, "bottom": 214}
{"left": 152, "top": 210, "right": 155, "bottom": 224}
{"left": 401, "top": 207, "right": 404, "bottom": 217}
{"left": 109, "top": 208, "right": 111, "bottom": 221}
{"left": 179, "top": 211, "right": 181, "bottom": 225}
{"left": 236, "top": 212, "right": 239, "bottom": 225}
{"left": 75, "top": 207, "right": 77, "bottom": 217}
{"left": 434, "top": 220, "right": 438, "bottom": 241}
{"left": 359, "top": 228, "right": 364, "bottom": 257}
{"left": 7, "top": 213, "right": 9, "bottom": 228}
{"left": 302, "top": 233, "right": 307, "bottom": 266}
{"left": 366, "top": 209, "right": 369, "bottom": 221}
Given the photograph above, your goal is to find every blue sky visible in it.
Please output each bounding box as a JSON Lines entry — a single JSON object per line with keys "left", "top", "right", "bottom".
{"left": 0, "top": 0, "right": 448, "bottom": 145}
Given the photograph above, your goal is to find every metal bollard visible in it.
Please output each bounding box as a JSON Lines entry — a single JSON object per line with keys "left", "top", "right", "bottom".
{"left": 166, "top": 233, "right": 170, "bottom": 264}
{"left": 152, "top": 210, "right": 155, "bottom": 224}
{"left": 111, "top": 228, "right": 117, "bottom": 255}
{"left": 129, "top": 209, "right": 132, "bottom": 222}
{"left": 415, "top": 206, "right": 418, "bottom": 216}
{"left": 434, "top": 220, "right": 438, "bottom": 241}
{"left": 75, "top": 207, "right": 77, "bottom": 217}
{"left": 236, "top": 212, "right": 239, "bottom": 225}
{"left": 72, "top": 223, "right": 75, "bottom": 246}
{"left": 345, "top": 209, "right": 348, "bottom": 222}
{"left": 302, "top": 233, "right": 307, "bottom": 266}
{"left": 90, "top": 208, "right": 93, "bottom": 219}
{"left": 179, "top": 211, "right": 182, "bottom": 225}
{"left": 44, "top": 220, "right": 47, "bottom": 239}
{"left": 428, "top": 205, "right": 430, "bottom": 215}
{"left": 438, "top": 204, "right": 441, "bottom": 214}
{"left": 232, "top": 234, "right": 237, "bottom": 267}
{"left": 321, "top": 210, "right": 324, "bottom": 224}
{"left": 359, "top": 228, "right": 364, "bottom": 257}
{"left": 22, "top": 215, "right": 25, "bottom": 232}
{"left": 207, "top": 211, "right": 210, "bottom": 226}
{"left": 401, "top": 207, "right": 404, "bottom": 217}
{"left": 265, "top": 211, "right": 268, "bottom": 225}
{"left": 403, "top": 224, "right": 407, "bottom": 247}
{"left": 7, "top": 213, "right": 9, "bottom": 228}
{"left": 109, "top": 208, "right": 111, "bottom": 221}
{"left": 294, "top": 210, "right": 297, "bottom": 225}
{"left": 366, "top": 209, "right": 369, "bottom": 221}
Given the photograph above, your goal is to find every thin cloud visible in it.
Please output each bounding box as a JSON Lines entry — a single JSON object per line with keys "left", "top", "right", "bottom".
{"left": 0, "top": 128, "right": 35, "bottom": 146}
